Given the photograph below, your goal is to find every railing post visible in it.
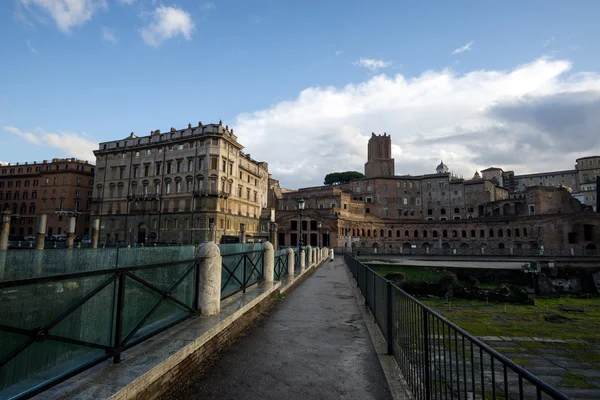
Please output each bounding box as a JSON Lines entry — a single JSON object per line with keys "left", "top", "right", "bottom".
{"left": 306, "top": 245, "right": 312, "bottom": 266}
{"left": 287, "top": 248, "right": 295, "bottom": 277}
{"left": 386, "top": 280, "right": 394, "bottom": 355}
{"left": 300, "top": 248, "right": 305, "bottom": 271}
{"left": 263, "top": 242, "right": 274, "bottom": 282}
{"left": 243, "top": 253, "right": 247, "bottom": 293}
{"left": 0, "top": 209, "right": 11, "bottom": 251}
{"left": 113, "top": 272, "right": 126, "bottom": 364}
{"left": 423, "top": 307, "right": 431, "bottom": 400}
{"left": 195, "top": 242, "right": 222, "bottom": 316}
{"left": 91, "top": 218, "right": 100, "bottom": 249}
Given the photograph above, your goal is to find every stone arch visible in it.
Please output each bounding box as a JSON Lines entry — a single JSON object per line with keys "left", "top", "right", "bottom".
{"left": 498, "top": 243, "right": 505, "bottom": 249}
{"left": 421, "top": 242, "right": 431, "bottom": 248}
{"left": 530, "top": 242, "right": 538, "bottom": 250}
{"left": 442, "top": 242, "right": 450, "bottom": 249}
{"left": 460, "top": 243, "right": 469, "bottom": 248}
{"left": 586, "top": 244, "right": 597, "bottom": 250}
{"left": 403, "top": 242, "right": 411, "bottom": 250}
{"left": 515, "top": 202, "right": 526, "bottom": 216}
{"left": 502, "top": 203, "right": 512, "bottom": 216}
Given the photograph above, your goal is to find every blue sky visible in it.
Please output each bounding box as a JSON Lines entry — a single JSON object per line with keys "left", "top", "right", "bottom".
{"left": 2, "top": 0, "right": 600, "bottom": 189}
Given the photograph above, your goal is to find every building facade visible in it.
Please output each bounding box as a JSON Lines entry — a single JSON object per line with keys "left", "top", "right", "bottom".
{"left": 275, "top": 133, "right": 600, "bottom": 252}
{"left": 576, "top": 156, "right": 600, "bottom": 211}
{"left": 92, "top": 121, "right": 272, "bottom": 245}
{"left": 0, "top": 159, "right": 95, "bottom": 238}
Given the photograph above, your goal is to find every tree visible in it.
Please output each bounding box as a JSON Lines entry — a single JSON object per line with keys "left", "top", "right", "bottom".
{"left": 323, "top": 171, "right": 365, "bottom": 185}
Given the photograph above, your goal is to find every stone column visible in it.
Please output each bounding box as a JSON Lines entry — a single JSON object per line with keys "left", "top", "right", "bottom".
{"left": 300, "top": 248, "right": 305, "bottom": 271}
{"left": 0, "top": 209, "right": 11, "bottom": 251}
{"left": 269, "top": 222, "right": 277, "bottom": 248}
{"left": 510, "top": 247, "right": 514, "bottom": 255}
{"left": 35, "top": 214, "right": 47, "bottom": 250}
{"left": 66, "top": 216, "right": 77, "bottom": 249}
{"left": 306, "top": 245, "right": 312, "bottom": 266}
{"left": 263, "top": 241, "right": 274, "bottom": 283}
{"left": 91, "top": 218, "right": 100, "bottom": 249}
{"left": 481, "top": 247, "right": 485, "bottom": 255}
{"left": 329, "top": 248, "right": 334, "bottom": 260}
{"left": 346, "top": 233, "right": 352, "bottom": 249}
{"left": 239, "top": 223, "right": 246, "bottom": 244}
{"left": 287, "top": 247, "right": 295, "bottom": 277}
{"left": 196, "top": 242, "right": 222, "bottom": 316}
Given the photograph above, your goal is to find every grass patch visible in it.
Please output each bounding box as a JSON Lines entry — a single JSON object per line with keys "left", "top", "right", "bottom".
{"left": 358, "top": 258, "right": 398, "bottom": 264}
{"left": 510, "top": 357, "right": 530, "bottom": 367}
{"left": 560, "top": 373, "right": 594, "bottom": 389}
{"left": 371, "top": 265, "right": 446, "bottom": 282}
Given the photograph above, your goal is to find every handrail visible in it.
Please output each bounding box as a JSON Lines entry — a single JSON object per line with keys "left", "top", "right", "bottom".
{"left": 344, "top": 252, "right": 569, "bottom": 400}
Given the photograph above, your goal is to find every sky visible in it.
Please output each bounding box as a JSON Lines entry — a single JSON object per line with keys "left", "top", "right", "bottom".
{"left": 2, "top": 1, "right": 600, "bottom": 189}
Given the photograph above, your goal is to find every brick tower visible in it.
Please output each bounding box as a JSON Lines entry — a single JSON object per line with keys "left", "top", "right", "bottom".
{"left": 364, "top": 132, "right": 395, "bottom": 177}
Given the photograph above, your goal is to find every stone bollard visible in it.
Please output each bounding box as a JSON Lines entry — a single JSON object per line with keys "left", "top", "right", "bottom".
{"left": 300, "top": 248, "right": 306, "bottom": 271}
{"left": 453, "top": 248, "right": 457, "bottom": 255}
{"left": 306, "top": 245, "right": 312, "bottom": 266}
{"left": 35, "top": 214, "right": 47, "bottom": 250}
{"left": 196, "top": 242, "right": 222, "bottom": 316}
{"left": 570, "top": 248, "right": 575, "bottom": 256}
{"left": 287, "top": 247, "right": 295, "bottom": 277}
{"left": 91, "top": 218, "right": 100, "bottom": 249}
{"left": 66, "top": 216, "right": 77, "bottom": 249}
{"left": 329, "top": 248, "right": 335, "bottom": 260}
{"left": 510, "top": 247, "right": 514, "bottom": 255}
{"left": 314, "top": 248, "right": 318, "bottom": 262}
{"left": 263, "top": 241, "right": 274, "bottom": 283}
{"left": 0, "top": 209, "right": 11, "bottom": 251}
{"left": 481, "top": 247, "right": 485, "bottom": 255}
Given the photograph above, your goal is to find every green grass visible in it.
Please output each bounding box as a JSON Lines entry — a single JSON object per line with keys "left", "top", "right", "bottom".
{"left": 370, "top": 265, "right": 447, "bottom": 282}
{"left": 358, "top": 258, "right": 399, "bottom": 264}
{"left": 560, "top": 373, "right": 595, "bottom": 389}
{"left": 422, "top": 297, "right": 600, "bottom": 343}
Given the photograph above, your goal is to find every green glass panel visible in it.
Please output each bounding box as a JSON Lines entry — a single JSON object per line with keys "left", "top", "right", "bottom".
{"left": 129, "top": 262, "right": 194, "bottom": 293}
{"left": 49, "top": 280, "right": 116, "bottom": 347}
{"left": 0, "top": 339, "right": 104, "bottom": 397}
{"left": 1, "top": 248, "right": 119, "bottom": 281}
{"left": 115, "top": 246, "right": 195, "bottom": 268}
{"left": 170, "top": 271, "right": 195, "bottom": 308}
{"left": 131, "top": 299, "right": 189, "bottom": 342}
{"left": 0, "top": 332, "right": 28, "bottom": 362}
{"left": 0, "top": 274, "right": 113, "bottom": 331}
{"left": 121, "top": 277, "right": 162, "bottom": 342}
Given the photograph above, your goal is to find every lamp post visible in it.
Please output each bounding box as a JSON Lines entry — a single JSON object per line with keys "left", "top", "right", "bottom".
{"left": 297, "top": 198, "right": 305, "bottom": 252}
{"left": 317, "top": 221, "right": 322, "bottom": 247}
{"left": 325, "top": 229, "right": 329, "bottom": 247}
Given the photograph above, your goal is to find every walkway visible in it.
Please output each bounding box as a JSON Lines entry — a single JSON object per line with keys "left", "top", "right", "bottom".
{"left": 162, "top": 258, "right": 393, "bottom": 400}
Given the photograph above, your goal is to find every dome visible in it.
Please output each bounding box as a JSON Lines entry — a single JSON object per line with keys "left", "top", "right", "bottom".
{"left": 436, "top": 160, "right": 448, "bottom": 173}
{"left": 472, "top": 170, "right": 481, "bottom": 180}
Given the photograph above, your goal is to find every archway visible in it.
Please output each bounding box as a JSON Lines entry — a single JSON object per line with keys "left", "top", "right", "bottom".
{"left": 498, "top": 243, "right": 505, "bottom": 249}
{"left": 502, "top": 203, "right": 512, "bottom": 216}
{"left": 421, "top": 242, "right": 431, "bottom": 248}
{"left": 586, "top": 244, "right": 597, "bottom": 250}
{"left": 138, "top": 223, "right": 147, "bottom": 244}
{"left": 530, "top": 242, "right": 538, "bottom": 250}
{"left": 403, "top": 242, "right": 412, "bottom": 250}
{"left": 442, "top": 242, "right": 450, "bottom": 249}
{"left": 460, "top": 243, "right": 469, "bottom": 248}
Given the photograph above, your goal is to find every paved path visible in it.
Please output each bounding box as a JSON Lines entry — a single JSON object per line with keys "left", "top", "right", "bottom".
{"left": 163, "top": 258, "right": 393, "bottom": 400}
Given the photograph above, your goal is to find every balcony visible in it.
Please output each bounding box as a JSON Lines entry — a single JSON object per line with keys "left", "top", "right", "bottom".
{"left": 193, "top": 188, "right": 229, "bottom": 198}
{"left": 127, "top": 194, "right": 160, "bottom": 202}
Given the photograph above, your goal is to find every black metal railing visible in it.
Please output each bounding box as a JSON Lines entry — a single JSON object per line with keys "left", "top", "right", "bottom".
{"left": 220, "top": 247, "right": 264, "bottom": 300}
{"left": 344, "top": 253, "right": 569, "bottom": 400}
{"left": 0, "top": 257, "right": 200, "bottom": 400}
{"left": 339, "top": 247, "right": 599, "bottom": 257}
{"left": 274, "top": 249, "right": 289, "bottom": 281}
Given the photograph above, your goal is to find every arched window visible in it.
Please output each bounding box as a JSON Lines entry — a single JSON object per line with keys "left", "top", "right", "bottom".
{"left": 380, "top": 229, "right": 384, "bottom": 237}
{"left": 396, "top": 230, "right": 400, "bottom": 238}
{"left": 452, "top": 230, "right": 458, "bottom": 238}
{"left": 498, "top": 229, "right": 503, "bottom": 237}
{"left": 414, "top": 230, "right": 419, "bottom": 238}
{"left": 480, "top": 229, "right": 485, "bottom": 237}
{"left": 373, "top": 230, "right": 377, "bottom": 237}
{"left": 507, "top": 229, "right": 511, "bottom": 237}
{"left": 461, "top": 230, "right": 467, "bottom": 238}
{"left": 404, "top": 230, "right": 409, "bottom": 238}
{"left": 367, "top": 229, "right": 371, "bottom": 237}
{"left": 471, "top": 230, "right": 476, "bottom": 237}
{"left": 423, "top": 230, "right": 428, "bottom": 238}
{"left": 388, "top": 230, "right": 392, "bottom": 237}
{"left": 523, "top": 228, "right": 528, "bottom": 237}
{"left": 489, "top": 229, "right": 494, "bottom": 237}
{"left": 443, "top": 230, "right": 448, "bottom": 238}
{"left": 515, "top": 228, "right": 520, "bottom": 237}
{"left": 433, "top": 230, "right": 438, "bottom": 238}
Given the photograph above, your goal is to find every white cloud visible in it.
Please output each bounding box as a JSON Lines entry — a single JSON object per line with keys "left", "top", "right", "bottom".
{"left": 353, "top": 57, "right": 392, "bottom": 71}
{"left": 102, "top": 26, "right": 117, "bottom": 43}
{"left": 19, "top": 0, "right": 107, "bottom": 33}
{"left": 234, "top": 58, "right": 600, "bottom": 189}
{"left": 452, "top": 40, "right": 474, "bottom": 54}
{"left": 335, "top": 50, "right": 343, "bottom": 56}
{"left": 140, "top": 6, "right": 195, "bottom": 47}
{"left": 199, "top": 2, "right": 215, "bottom": 11}
{"left": 118, "top": 0, "right": 135, "bottom": 4}
{"left": 4, "top": 126, "right": 96, "bottom": 161}
{"left": 26, "top": 39, "right": 37, "bottom": 54}
{"left": 543, "top": 36, "right": 556, "bottom": 47}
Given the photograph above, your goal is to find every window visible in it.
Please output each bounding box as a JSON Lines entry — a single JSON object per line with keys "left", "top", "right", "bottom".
{"left": 32, "top": 191, "right": 37, "bottom": 199}
{"left": 167, "top": 163, "right": 172, "bottom": 174}
{"left": 133, "top": 166, "right": 138, "bottom": 178}
{"left": 365, "top": 208, "right": 370, "bottom": 213}
{"left": 144, "top": 164, "right": 150, "bottom": 177}
{"left": 416, "top": 198, "right": 421, "bottom": 205}
{"left": 210, "top": 156, "right": 218, "bottom": 170}
{"left": 383, "top": 184, "right": 387, "bottom": 191}
{"left": 156, "top": 163, "right": 161, "bottom": 175}
{"left": 366, "top": 185, "right": 372, "bottom": 192}
{"left": 403, "top": 198, "right": 408, "bottom": 205}
{"left": 222, "top": 159, "right": 227, "bottom": 172}
{"left": 176, "top": 181, "right": 181, "bottom": 193}
{"left": 355, "top": 185, "right": 361, "bottom": 193}
{"left": 179, "top": 144, "right": 184, "bottom": 150}
{"left": 188, "top": 159, "right": 194, "bottom": 171}
{"left": 135, "top": 151, "right": 140, "bottom": 157}
{"left": 454, "top": 208, "right": 459, "bottom": 214}
{"left": 166, "top": 182, "right": 171, "bottom": 194}
{"left": 441, "top": 208, "right": 446, "bottom": 215}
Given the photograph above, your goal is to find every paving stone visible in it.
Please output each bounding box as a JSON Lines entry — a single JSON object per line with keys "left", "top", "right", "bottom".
{"left": 526, "top": 366, "right": 568, "bottom": 376}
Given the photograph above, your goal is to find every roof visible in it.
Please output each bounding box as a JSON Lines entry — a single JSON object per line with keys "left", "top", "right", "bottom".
{"left": 436, "top": 160, "right": 448, "bottom": 170}
{"left": 481, "top": 167, "right": 503, "bottom": 172}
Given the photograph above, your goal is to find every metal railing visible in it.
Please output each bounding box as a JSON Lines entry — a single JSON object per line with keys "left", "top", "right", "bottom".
{"left": 0, "top": 255, "right": 199, "bottom": 399}
{"left": 339, "top": 247, "right": 599, "bottom": 257}
{"left": 274, "top": 249, "right": 289, "bottom": 281}
{"left": 344, "top": 253, "right": 569, "bottom": 400}
{"left": 220, "top": 244, "right": 264, "bottom": 300}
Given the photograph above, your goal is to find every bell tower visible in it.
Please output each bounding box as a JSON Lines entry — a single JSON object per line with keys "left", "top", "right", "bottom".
{"left": 364, "top": 132, "right": 395, "bottom": 177}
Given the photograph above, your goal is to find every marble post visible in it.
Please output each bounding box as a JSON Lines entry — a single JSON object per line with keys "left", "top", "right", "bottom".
{"left": 91, "top": 218, "right": 100, "bottom": 249}
{"left": 35, "top": 214, "right": 47, "bottom": 250}
{"left": 196, "top": 242, "right": 222, "bottom": 316}
{"left": 263, "top": 241, "right": 274, "bottom": 283}
{"left": 66, "top": 216, "right": 77, "bottom": 249}
{"left": 287, "top": 247, "right": 295, "bottom": 277}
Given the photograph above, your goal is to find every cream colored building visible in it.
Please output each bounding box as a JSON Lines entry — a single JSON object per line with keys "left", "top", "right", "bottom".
{"left": 92, "top": 121, "right": 271, "bottom": 245}
{"left": 576, "top": 156, "right": 600, "bottom": 211}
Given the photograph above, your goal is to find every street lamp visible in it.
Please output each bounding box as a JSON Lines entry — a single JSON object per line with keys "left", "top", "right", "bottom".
{"left": 317, "top": 221, "right": 322, "bottom": 247}
{"left": 297, "top": 198, "right": 305, "bottom": 252}
{"left": 326, "top": 229, "right": 329, "bottom": 247}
